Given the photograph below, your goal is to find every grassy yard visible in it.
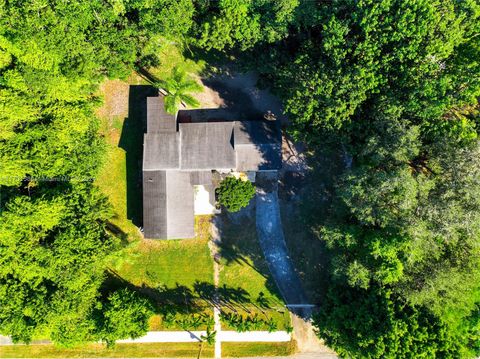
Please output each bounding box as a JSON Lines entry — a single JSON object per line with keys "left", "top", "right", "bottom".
{"left": 218, "top": 215, "right": 291, "bottom": 331}
{"left": 149, "top": 42, "right": 206, "bottom": 81}
{"left": 95, "top": 69, "right": 216, "bottom": 332}
{"left": 222, "top": 341, "right": 297, "bottom": 357}
{"left": 110, "top": 216, "right": 215, "bottom": 330}
{"left": 0, "top": 343, "right": 213, "bottom": 358}
{"left": 0, "top": 341, "right": 296, "bottom": 358}
{"left": 90, "top": 46, "right": 294, "bottom": 353}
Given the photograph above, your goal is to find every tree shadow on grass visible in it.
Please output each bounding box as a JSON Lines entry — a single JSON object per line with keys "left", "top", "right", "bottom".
{"left": 213, "top": 213, "right": 283, "bottom": 306}
{"left": 103, "top": 269, "right": 257, "bottom": 317}
{"left": 118, "top": 85, "right": 158, "bottom": 227}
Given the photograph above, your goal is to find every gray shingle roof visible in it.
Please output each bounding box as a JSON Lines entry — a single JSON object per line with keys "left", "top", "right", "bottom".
{"left": 165, "top": 171, "right": 195, "bottom": 238}
{"left": 143, "top": 133, "right": 180, "bottom": 170}
{"left": 142, "top": 96, "right": 282, "bottom": 239}
{"left": 234, "top": 121, "right": 282, "bottom": 171}
{"left": 190, "top": 171, "right": 213, "bottom": 185}
{"left": 143, "top": 170, "right": 167, "bottom": 239}
{"left": 142, "top": 170, "right": 195, "bottom": 239}
{"left": 179, "top": 122, "right": 236, "bottom": 170}
{"left": 147, "top": 96, "right": 176, "bottom": 133}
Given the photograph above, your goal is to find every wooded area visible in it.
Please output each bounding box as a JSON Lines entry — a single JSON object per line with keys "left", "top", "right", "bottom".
{"left": 1, "top": 0, "right": 479, "bottom": 357}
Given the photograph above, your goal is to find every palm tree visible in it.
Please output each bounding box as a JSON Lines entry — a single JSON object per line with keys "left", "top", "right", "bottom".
{"left": 197, "top": 327, "right": 216, "bottom": 359}
{"left": 154, "top": 67, "right": 203, "bottom": 114}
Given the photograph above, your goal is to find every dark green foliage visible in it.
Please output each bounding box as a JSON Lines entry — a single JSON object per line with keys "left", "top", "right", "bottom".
{"left": 216, "top": 177, "right": 256, "bottom": 212}
{"left": 271, "top": 0, "right": 480, "bottom": 139}
{"left": 315, "top": 285, "right": 467, "bottom": 359}
{"left": 96, "top": 289, "right": 153, "bottom": 347}
{"left": 253, "top": 1, "right": 480, "bottom": 357}
{"left": 0, "top": 0, "right": 162, "bottom": 346}
{"left": 1, "top": 0, "right": 479, "bottom": 355}
{"left": 154, "top": 67, "right": 202, "bottom": 114}
{"left": 195, "top": 0, "right": 299, "bottom": 51}
{"left": 220, "top": 312, "right": 277, "bottom": 333}
{"left": 0, "top": 184, "right": 118, "bottom": 346}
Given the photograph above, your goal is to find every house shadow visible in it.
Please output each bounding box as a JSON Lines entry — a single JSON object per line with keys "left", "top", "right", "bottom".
{"left": 118, "top": 85, "right": 158, "bottom": 227}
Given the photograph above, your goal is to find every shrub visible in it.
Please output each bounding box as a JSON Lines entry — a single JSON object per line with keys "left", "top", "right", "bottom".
{"left": 216, "top": 176, "right": 255, "bottom": 212}
{"left": 97, "top": 289, "right": 153, "bottom": 347}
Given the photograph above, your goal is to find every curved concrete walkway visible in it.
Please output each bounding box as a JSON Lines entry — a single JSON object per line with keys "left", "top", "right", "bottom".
{"left": 255, "top": 173, "right": 309, "bottom": 308}
{"left": 255, "top": 172, "right": 336, "bottom": 356}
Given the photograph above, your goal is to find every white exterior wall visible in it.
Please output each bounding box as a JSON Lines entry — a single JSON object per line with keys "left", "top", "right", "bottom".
{"left": 194, "top": 185, "right": 217, "bottom": 215}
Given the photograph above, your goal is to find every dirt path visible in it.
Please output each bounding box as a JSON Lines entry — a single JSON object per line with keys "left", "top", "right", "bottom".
{"left": 198, "top": 70, "right": 287, "bottom": 124}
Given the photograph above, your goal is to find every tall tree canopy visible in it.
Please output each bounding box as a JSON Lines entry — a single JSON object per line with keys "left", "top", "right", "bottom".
{"left": 1, "top": 0, "right": 480, "bottom": 355}
{"left": 253, "top": 0, "right": 480, "bottom": 357}
{"left": 272, "top": 0, "right": 480, "bottom": 138}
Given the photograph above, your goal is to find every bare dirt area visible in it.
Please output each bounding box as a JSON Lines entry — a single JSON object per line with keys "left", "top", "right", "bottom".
{"left": 196, "top": 70, "right": 286, "bottom": 123}
{"left": 96, "top": 79, "right": 130, "bottom": 121}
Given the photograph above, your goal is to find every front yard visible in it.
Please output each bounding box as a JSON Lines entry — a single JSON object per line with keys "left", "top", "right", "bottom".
{"left": 218, "top": 215, "right": 291, "bottom": 331}
{"left": 93, "top": 59, "right": 291, "bottom": 334}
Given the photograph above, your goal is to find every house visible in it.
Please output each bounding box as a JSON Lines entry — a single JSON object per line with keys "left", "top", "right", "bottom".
{"left": 142, "top": 95, "right": 281, "bottom": 239}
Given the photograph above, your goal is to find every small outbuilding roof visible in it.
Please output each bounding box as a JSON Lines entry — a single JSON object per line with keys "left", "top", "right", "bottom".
{"left": 147, "top": 96, "right": 176, "bottom": 133}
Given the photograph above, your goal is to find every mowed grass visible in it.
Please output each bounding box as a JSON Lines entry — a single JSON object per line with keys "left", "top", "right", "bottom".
{"left": 218, "top": 216, "right": 291, "bottom": 331}
{"left": 95, "top": 79, "right": 144, "bottom": 242}
{"left": 110, "top": 216, "right": 215, "bottom": 330}
{"left": 113, "top": 216, "right": 214, "bottom": 289}
{"left": 95, "top": 44, "right": 207, "bottom": 240}
{"left": 0, "top": 342, "right": 296, "bottom": 358}
{"left": 0, "top": 343, "right": 213, "bottom": 358}
{"left": 222, "top": 341, "right": 297, "bottom": 357}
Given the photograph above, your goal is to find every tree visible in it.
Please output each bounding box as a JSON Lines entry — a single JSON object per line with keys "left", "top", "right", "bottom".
{"left": 197, "top": 327, "right": 216, "bottom": 359}
{"left": 271, "top": 0, "right": 480, "bottom": 140}
{"left": 154, "top": 67, "right": 202, "bottom": 114}
{"left": 96, "top": 289, "right": 153, "bottom": 347}
{"left": 314, "top": 284, "right": 474, "bottom": 359}
{"left": 0, "top": 184, "right": 118, "bottom": 346}
{"left": 216, "top": 176, "right": 256, "bottom": 212}
{"left": 195, "top": 0, "right": 299, "bottom": 51}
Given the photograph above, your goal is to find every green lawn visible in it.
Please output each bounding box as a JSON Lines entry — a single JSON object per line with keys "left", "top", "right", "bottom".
{"left": 149, "top": 42, "right": 206, "bottom": 81}
{"left": 92, "top": 49, "right": 291, "bottom": 345}
{"left": 218, "top": 215, "right": 291, "bottom": 331}
{"left": 0, "top": 342, "right": 297, "bottom": 358}
{"left": 0, "top": 343, "right": 213, "bottom": 358}
{"left": 107, "top": 216, "right": 215, "bottom": 331}
{"left": 222, "top": 341, "right": 297, "bottom": 357}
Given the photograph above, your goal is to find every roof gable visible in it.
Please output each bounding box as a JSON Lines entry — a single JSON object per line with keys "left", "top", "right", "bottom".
{"left": 147, "top": 96, "right": 176, "bottom": 133}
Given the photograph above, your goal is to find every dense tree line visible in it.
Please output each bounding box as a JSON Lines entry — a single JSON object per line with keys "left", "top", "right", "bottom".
{"left": 1, "top": 0, "right": 480, "bottom": 356}
{"left": 249, "top": 0, "right": 480, "bottom": 357}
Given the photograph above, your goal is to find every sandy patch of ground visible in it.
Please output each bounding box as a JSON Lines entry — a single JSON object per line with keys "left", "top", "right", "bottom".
{"left": 96, "top": 79, "right": 130, "bottom": 121}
